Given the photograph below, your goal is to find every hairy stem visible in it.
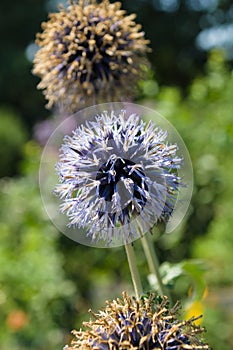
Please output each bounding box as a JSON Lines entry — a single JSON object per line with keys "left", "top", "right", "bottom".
{"left": 141, "top": 233, "right": 171, "bottom": 300}
{"left": 125, "top": 243, "right": 143, "bottom": 299}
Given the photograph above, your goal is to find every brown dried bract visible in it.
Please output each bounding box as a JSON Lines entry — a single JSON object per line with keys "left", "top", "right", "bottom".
{"left": 33, "top": 0, "right": 151, "bottom": 113}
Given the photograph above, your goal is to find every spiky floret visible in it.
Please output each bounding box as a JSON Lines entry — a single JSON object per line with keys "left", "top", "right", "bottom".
{"left": 64, "top": 292, "right": 210, "bottom": 349}
{"left": 54, "top": 109, "right": 182, "bottom": 246}
{"left": 33, "top": 0, "right": 150, "bottom": 112}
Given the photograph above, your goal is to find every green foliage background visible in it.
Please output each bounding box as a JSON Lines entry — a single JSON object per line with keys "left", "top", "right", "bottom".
{"left": 0, "top": 0, "right": 233, "bottom": 349}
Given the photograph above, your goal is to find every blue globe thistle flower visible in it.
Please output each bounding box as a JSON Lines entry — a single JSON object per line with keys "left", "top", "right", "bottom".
{"left": 64, "top": 292, "right": 209, "bottom": 349}
{"left": 54, "top": 109, "right": 182, "bottom": 246}
{"left": 33, "top": 0, "right": 150, "bottom": 112}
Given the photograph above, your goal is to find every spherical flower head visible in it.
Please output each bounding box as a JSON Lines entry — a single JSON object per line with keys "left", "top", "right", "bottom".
{"left": 64, "top": 292, "right": 210, "bottom": 349}
{"left": 33, "top": 0, "right": 151, "bottom": 113}
{"left": 54, "top": 109, "right": 182, "bottom": 247}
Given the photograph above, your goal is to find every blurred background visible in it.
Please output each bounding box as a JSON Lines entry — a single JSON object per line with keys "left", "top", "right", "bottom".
{"left": 0, "top": 0, "right": 233, "bottom": 349}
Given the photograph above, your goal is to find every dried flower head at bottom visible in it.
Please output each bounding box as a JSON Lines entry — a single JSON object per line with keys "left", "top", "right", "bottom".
{"left": 33, "top": 0, "right": 150, "bottom": 113}
{"left": 64, "top": 292, "right": 210, "bottom": 350}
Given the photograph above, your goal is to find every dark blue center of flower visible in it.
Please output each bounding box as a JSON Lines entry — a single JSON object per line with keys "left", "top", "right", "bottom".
{"left": 94, "top": 313, "right": 192, "bottom": 350}
{"left": 96, "top": 157, "right": 147, "bottom": 206}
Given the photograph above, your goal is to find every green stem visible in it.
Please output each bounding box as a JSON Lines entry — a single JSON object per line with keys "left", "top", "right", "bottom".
{"left": 141, "top": 233, "right": 171, "bottom": 300}
{"left": 124, "top": 243, "right": 143, "bottom": 299}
